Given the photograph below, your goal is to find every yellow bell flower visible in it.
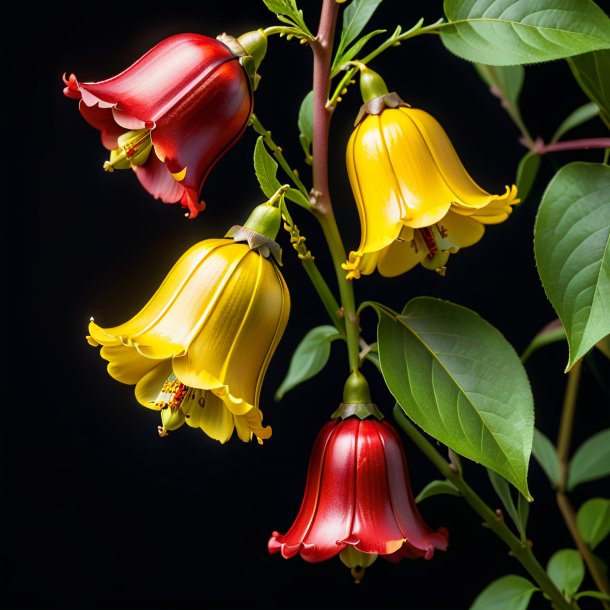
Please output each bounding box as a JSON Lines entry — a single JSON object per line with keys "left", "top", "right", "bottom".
{"left": 342, "top": 67, "right": 519, "bottom": 279}
{"left": 87, "top": 237, "right": 290, "bottom": 444}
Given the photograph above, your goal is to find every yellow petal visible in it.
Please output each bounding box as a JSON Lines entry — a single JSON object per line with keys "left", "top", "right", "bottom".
{"left": 234, "top": 407, "right": 272, "bottom": 444}
{"left": 437, "top": 211, "right": 485, "bottom": 249}
{"left": 193, "top": 392, "right": 235, "bottom": 444}
{"left": 377, "top": 227, "right": 425, "bottom": 277}
{"left": 134, "top": 360, "right": 173, "bottom": 409}
{"left": 98, "top": 343, "right": 161, "bottom": 385}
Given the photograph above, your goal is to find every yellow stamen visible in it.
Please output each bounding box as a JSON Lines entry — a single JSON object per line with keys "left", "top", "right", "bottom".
{"left": 104, "top": 128, "right": 152, "bottom": 172}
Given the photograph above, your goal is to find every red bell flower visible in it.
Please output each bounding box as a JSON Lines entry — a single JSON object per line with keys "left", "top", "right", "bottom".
{"left": 63, "top": 31, "right": 266, "bottom": 218}
{"left": 268, "top": 415, "right": 448, "bottom": 577}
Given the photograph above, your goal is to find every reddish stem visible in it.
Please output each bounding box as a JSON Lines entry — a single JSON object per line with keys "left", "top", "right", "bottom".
{"left": 532, "top": 137, "right": 610, "bottom": 154}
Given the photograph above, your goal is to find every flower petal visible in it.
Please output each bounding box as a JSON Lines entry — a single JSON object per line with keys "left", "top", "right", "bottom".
{"left": 133, "top": 153, "right": 184, "bottom": 203}
{"left": 377, "top": 227, "right": 425, "bottom": 277}
{"left": 97, "top": 343, "right": 162, "bottom": 385}
{"left": 437, "top": 211, "right": 485, "bottom": 250}
{"left": 134, "top": 360, "right": 173, "bottom": 409}
{"left": 78, "top": 101, "right": 125, "bottom": 150}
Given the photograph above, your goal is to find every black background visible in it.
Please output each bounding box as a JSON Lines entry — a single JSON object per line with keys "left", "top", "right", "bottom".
{"left": 5, "top": 2, "right": 610, "bottom": 609}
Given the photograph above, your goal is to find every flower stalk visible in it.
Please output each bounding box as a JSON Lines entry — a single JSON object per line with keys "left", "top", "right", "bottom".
{"left": 393, "top": 406, "right": 575, "bottom": 610}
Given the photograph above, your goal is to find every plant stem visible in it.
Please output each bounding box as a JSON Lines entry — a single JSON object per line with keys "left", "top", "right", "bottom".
{"left": 393, "top": 406, "right": 575, "bottom": 610}
{"left": 310, "top": 0, "right": 361, "bottom": 374}
{"left": 555, "top": 361, "right": 610, "bottom": 607}
{"left": 536, "top": 138, "right": 610, "bottom": 155}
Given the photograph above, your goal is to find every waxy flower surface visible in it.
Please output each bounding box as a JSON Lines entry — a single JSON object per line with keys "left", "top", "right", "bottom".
{"left": 64, "top": 32, "right": 263, "bottom": 218}
{"left": 88, "top": 239, "right": 290, "bottom": 443}
{"left": 268, "top": 416, "right": 448, "bottom": 567}
{"left": 343, "top": 90, "right": 519, "bottom": 278}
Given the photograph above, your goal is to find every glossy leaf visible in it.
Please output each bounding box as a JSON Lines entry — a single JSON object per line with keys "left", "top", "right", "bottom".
{"left": 547, "top": 549, "right": 585, "bottom": 599}
{"left": 568, "top": 429, "right": 610, "bottom": 490}
{"left": 376, "top": 297, "right": 534, "bottom": 498}
{"left": 534, "top": 162, "right": 610, "bottom": 370}
{"left": 441, "top": 0, "right": 610, "bottom": 66}
{"left": 415, "top": 479, "right": 460, "bottom": 503}
{"left": 515, "top": 151, "right": 541, "bottom": 206}
{"left": 551, "top": 102, "right": 600, "bottom": 143}
{"left": 531, "top": 428, "right": 560, "bottom": 487}
{"left": 577, "top": 498, "right": 610, "bottom": 550}
{"left": 568, "top": 50, "right": 610, "bottom": 128}
{"left": 521, "top": 319, "right": 566, "bottom": 363}
{"left": 275, "top": 325, "right": 341, "bottom": 400}
{"left": 469, "top": 575, "right": 539, "bottom": 610}
{"left": 487, "top": 469, "right": 529, "bottom": 539}
{"left": 298, "top": 90, "right": 314, "bottom": 162}
{"left": 253, "top": 136, "right": 282, "bottom": 198}
{"left": 333, "top": 0, "right": 383, "bottom": 67}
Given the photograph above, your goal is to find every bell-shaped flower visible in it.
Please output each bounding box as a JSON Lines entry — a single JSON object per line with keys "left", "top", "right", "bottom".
{"left": 88, "top": 209, "right": 290, "bottom": 443}
{"left": 268, "top": 408, "right": 448, "bottom": 576}
{"left": 63, "top": 30, "right": 267, "bottom": 218}
{"left": 342, "top": 68, "right": 519, "bottom": 278}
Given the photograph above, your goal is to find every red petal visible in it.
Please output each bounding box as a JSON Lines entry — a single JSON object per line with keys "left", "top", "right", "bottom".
{"left": 378, "top": 421, "right": 449, "bottom": 556}
{"left": 350, "top": 420, "right": 407, "bottom": 555}
{"left": 78, "top": 101, "right": 124, "bottom": 150}
{"left": 62, "top": 73, "right": 81, "bottom": 99}
{"left": 151, "top": 59, "right": 252, "bottom": 216}
{"left": 76, "top": 34, "right": 235, "bottom": 124}
{"left": 134, "top": 154, "right": 184, "bottom": 203}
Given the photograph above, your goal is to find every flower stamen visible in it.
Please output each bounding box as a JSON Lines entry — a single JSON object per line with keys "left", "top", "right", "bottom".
{"left": 103, "top": 128, "right": 152, "bottom": 172}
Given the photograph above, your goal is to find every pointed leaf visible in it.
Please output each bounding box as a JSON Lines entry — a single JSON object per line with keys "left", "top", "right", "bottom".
{"left": 253, "top": 136, "right": 282, "bottom": 199}
{"left": 577, "top": 498, "right": 610, "bottom": 550}
{"left": 332, "top": 29, "right": 386, "bottom": 74}
{"left": 487, "top": 469, "right": 529, "bottom": 539}
{"left": 534, "top": 162, "right": 610, "bottom": 370}
{"left": 469, "top": 575, "right": 539, "bottom": 610}
{"left": 376, "top": 297, "right": 534, "bottom": 498}
{"left": 275, "top": 325, "right": 341, "bottom": 400}
{"left": 335, "top": 0, "right": 383, "bottom": 59}
{"left": 547, "top": 549, "right": 585, "bottom": 599}
{"left": 441, "top": 0, "right": 610, "bottom": 66}
{"left": 531, "top": 428, "right": 561, "bottom": 487}
{"left": 521, "top": 319, "right": 566, "bottom": 363}
{"left": 568, "top": 429, "right": 610, "bottom": 490}
{"left": 415, "top": 479, "right": 460, "bottom": 503}
{"left": 475, "top": 64, "right": 524, "bottom": 110}
{"left": 568, "top": 50, "right": 610, "bottom": 128}
{"left": 285, "top": 188, "right": 311, "bottom": 209}
{"left": 298, "top": 90, "right": 314, "bottom": 160}
{"left": 515, "top": 151, "right": 541, "bottom": 206}
{"left": 575, "top": 591, "right": 610, "bottom": 601}
{"left": 551, "top": 102, "right": 600, "bottom": 143}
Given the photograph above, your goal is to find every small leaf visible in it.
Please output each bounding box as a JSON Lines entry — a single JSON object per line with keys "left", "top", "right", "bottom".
{"left": 332, "top": 29, "right": 386, "bottom": 74}
{"left": 531, "top": 428, "right": 561, "bottom": 487}
{"left": 568, "top": 50, "right": 610, "bottom": 128}
{"left": 253, "top": 137, "right": 282, "bottom": 199}
{"left": 334, "top": 0, "right": 383, "bottom": 60}
{"left": 285, "top": 188, "right": 310, "bottom": 209}
{"left": 298, "top": 90, "right": 314, "bottom": 161}
{"left": 568, "top": 429, "right": 610, "bottom": 490}
{"left": 475, "top": 64, "right": 524, "bottom": 110}
{"left": 262, "top": 0, "right": 313, "bottom": 38}
{"left": 577, "top": 498, "right": 610, "bottom": 550}
{"left": 441, "top": 0, "right": 610, "bottom": 66}
{"left": 521, "top": 319, "right": 566, "bottom": 363}
{"left": 469, "top": 575, "right": 539, "bottom": 610}
{"left": 534, "top": 162, "right": 610, "bottom": 370}
{"left": 275, "top": 326, "right": 341, "bottom": 400}
{"left": 575, "top": 590, "right": 610, "bottom": 601}
{"left": 551, "top": 102, "right": 600, "bottom": 143}
{"left": 487, "top": 469, "right": 529, "bottom": 539}
{"left": 515, "top": 152, "right": 541, "bottom": 206}
{"left": 415, "top": 479, "right": 460, "bottom": 503}
{"left": 547, "top": 549, "right": 585, "bottom": 599}
{"left": 376, "top": 297, "right": 534, "bottom": 498}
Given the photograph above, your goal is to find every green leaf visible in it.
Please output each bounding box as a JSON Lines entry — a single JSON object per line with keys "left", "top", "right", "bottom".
{"left": 469, "top": 575, "right": 539, "bottom": 610}
{"left": 376, "top": 297, "right": 534, "bottom": 498}
{"left": 531, "top": 428, "right": 561, "bottom": 487}
{"left": 298, "top": 90, "right": 314, "bottom": 162}
{"left": 275, "top": 326, "right": 341, "bottom": 400}
{"left": 577, "top": 498, "right": 610, "bottom": 550}
{"left": 568, "top": 50, "right": 610, "bottom": 128}
{"left": 534, "top": 162, "right": 610, "bottom": 370}
{"left": 253, "top": 136, "right": 282, "bottom": 199}
{"left": 331, "top": 29, "right": 386, "bottom": 74}
{"left": 262, "top": 0, "right": 313, "bottom": 38}
{"left": 285, "top": 188, "right": 310, "bottom": 209}
{"left": 441, "top": 0, "right": 610, "bottom": 66}
{"left": 521, "top": 319, "right": 567, "bottom": 363}
{"left": 515, "top": 151, "right": 541, "bottom": 206}
{"left": 547, "top": 549, "right": 585, "bottom": 599}
{"left": 568, "top": 429, "right": 610, "bottom": 490}
{"left": 475, "top": 64, "right": 524, "bottom": 110}
{"left": 415, "top": 479, "right": 460, "bottom": 503}
{"left": 551, "top": 102, "right": 600, "bottom": 143}
{"left": 335, "top": 0, "right": 383, "bottom": 59}
{"left": 487, "top": 470, "right": 529, "bottom": 539}
{"left": 575, "top": 590, "right": 610, "bottom": 601}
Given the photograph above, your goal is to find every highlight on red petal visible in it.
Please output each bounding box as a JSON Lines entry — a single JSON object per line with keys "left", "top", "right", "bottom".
{"left": 63, "top": 32, "right": 255, "bottom": 216}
